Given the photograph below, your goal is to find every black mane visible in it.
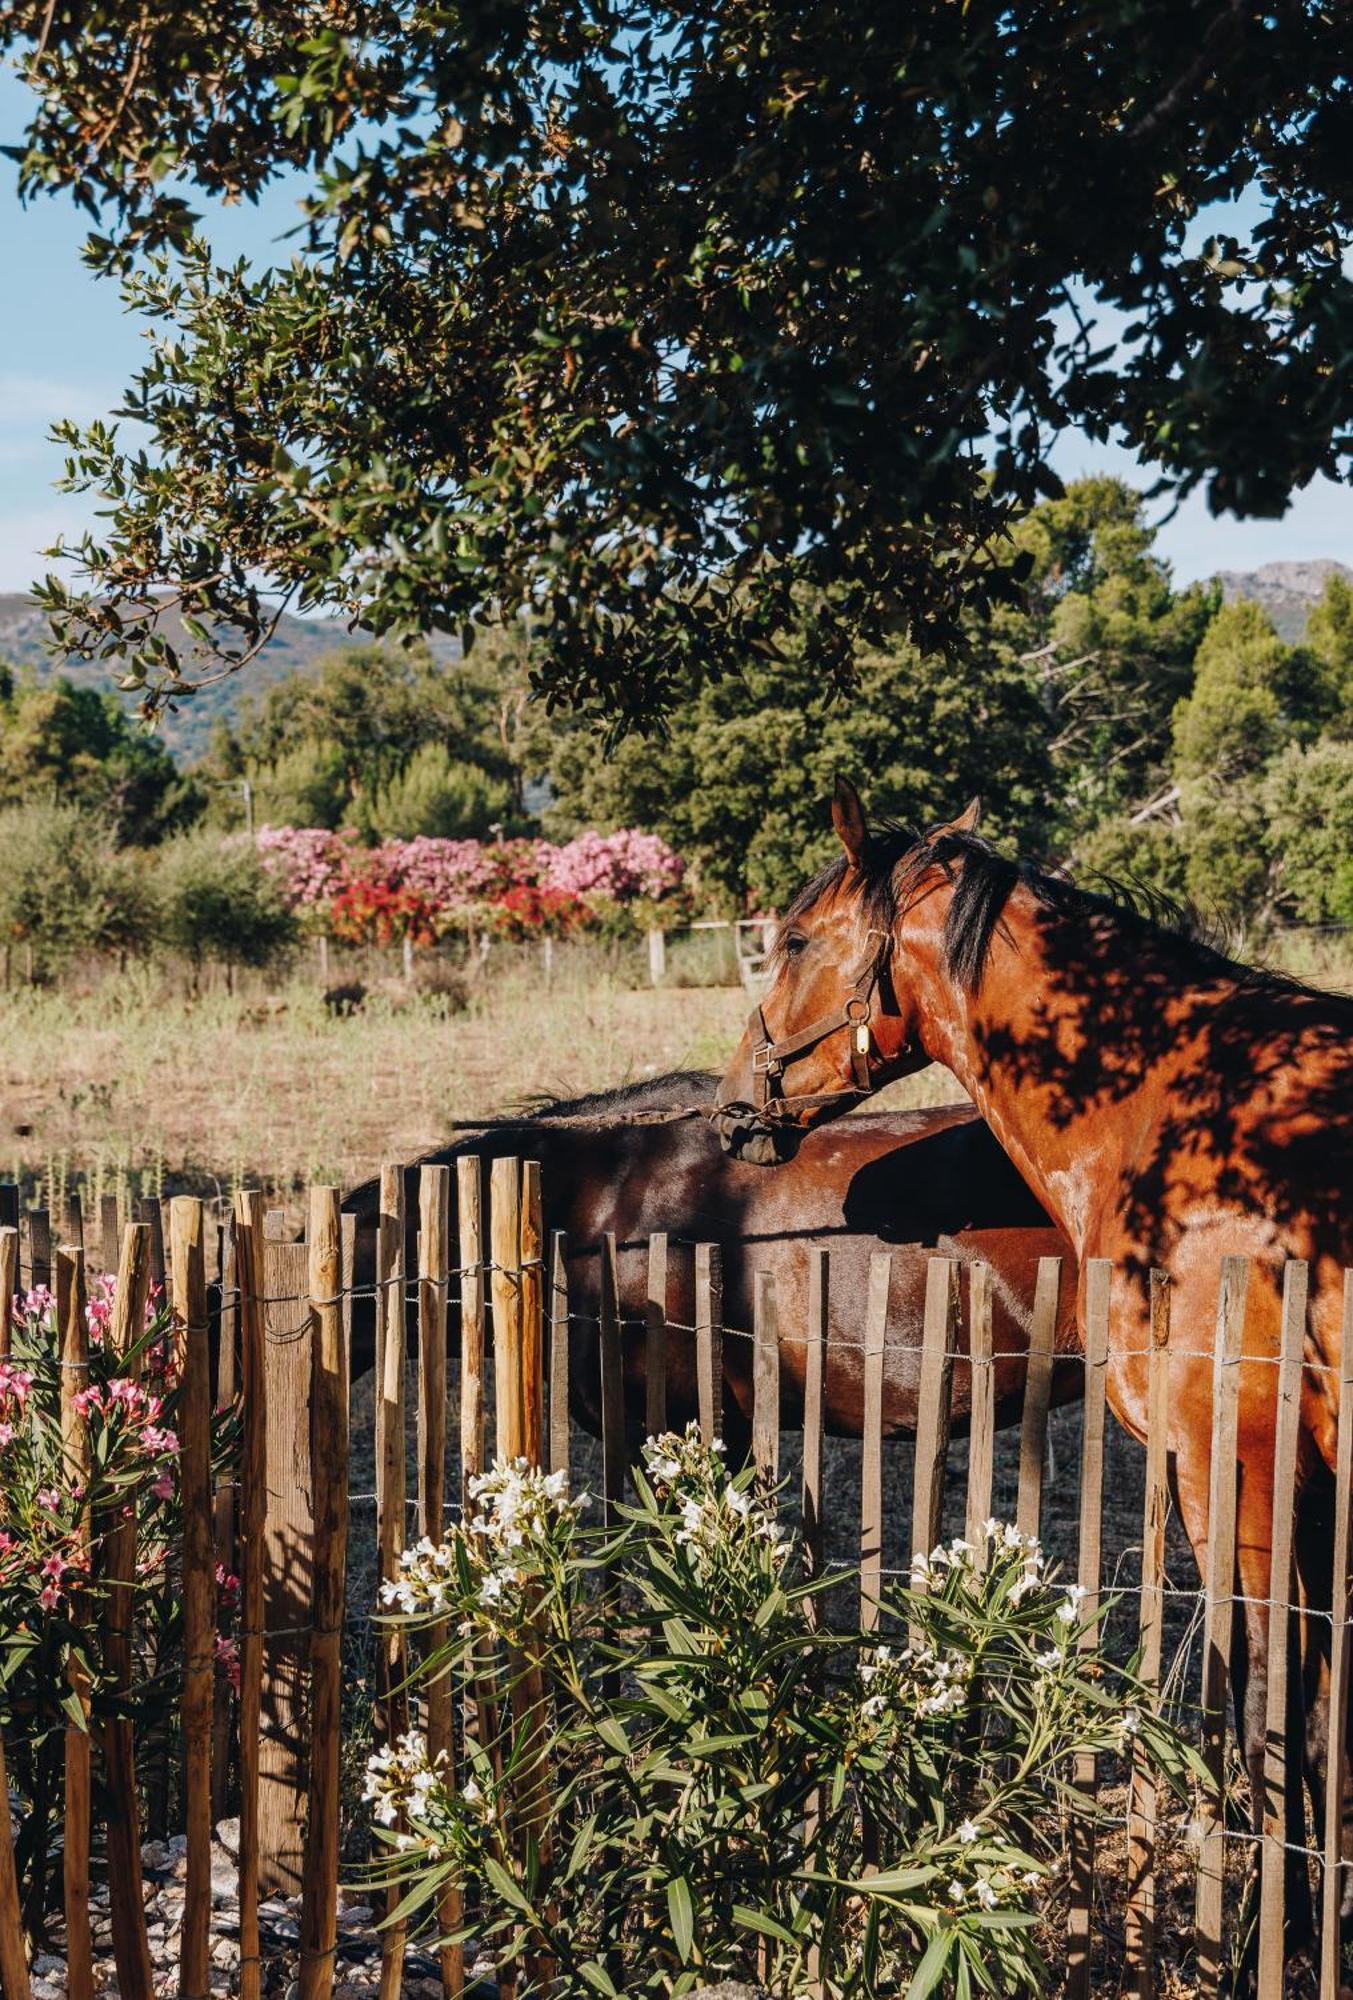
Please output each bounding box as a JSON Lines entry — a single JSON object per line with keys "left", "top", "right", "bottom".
{"left": 784, "top": 819, "right": 1332, "bottom": 1001}
{"left": 522, "top": 1070, "right": 718, "bottom": 1119}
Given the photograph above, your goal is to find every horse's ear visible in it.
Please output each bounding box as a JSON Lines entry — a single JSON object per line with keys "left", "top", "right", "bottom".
{"left": 832, "top": 776, "right": 869, "bottom": 868}
{"left": 949, "top": 797, "right": 983, "bottom": 834}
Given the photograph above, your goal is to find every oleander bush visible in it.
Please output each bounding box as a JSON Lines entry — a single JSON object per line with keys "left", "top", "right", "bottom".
{"left": 0, "top": 1275, "right": 237, "bottom": 1920}
{"left": 367, "top": 1430, "right": 1200, "bottom": 1998}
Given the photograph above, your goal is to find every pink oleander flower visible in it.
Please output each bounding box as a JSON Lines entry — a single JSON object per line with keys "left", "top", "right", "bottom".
{"left": 152, "top": 1473, "right": 175, "bottom": 1501}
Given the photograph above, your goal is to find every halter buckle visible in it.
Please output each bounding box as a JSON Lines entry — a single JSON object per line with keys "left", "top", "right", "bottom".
{"left": 751, "top": 1041, "right": 777, "bottom": 1076}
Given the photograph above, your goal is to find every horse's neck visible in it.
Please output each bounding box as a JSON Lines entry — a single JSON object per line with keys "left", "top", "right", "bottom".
{"left": 908, "top": 890, "right": 1149, "bottom": 1257}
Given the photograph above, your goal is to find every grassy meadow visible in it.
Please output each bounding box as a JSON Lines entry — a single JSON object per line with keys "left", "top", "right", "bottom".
{"left": 0, "top": 944, "right": 965, "bottom": 1214}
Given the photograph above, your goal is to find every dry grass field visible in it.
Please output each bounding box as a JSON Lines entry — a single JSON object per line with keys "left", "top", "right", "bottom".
{"left": 0, "top": 949, "right": 962, "bottom": 1208}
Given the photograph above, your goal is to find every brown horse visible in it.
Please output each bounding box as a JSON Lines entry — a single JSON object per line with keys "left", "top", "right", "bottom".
{"left": 344, "top": 1072, "right": 1080, "bottom": 1449}
{"left": 715, "top": 779, "right": 1353, "bottom": 1964}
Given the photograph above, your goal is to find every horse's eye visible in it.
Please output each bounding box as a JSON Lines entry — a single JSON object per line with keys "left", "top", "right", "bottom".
{"left": 784, "top": 933, "right": 808, "bottom": 960}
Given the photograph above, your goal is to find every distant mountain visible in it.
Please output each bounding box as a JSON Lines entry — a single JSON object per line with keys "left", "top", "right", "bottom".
{"left": 0, "top": 596, "right": 454, "bottom": 763}
{"left": 1215, "top": 559, "right": 1351, "bottom": 643}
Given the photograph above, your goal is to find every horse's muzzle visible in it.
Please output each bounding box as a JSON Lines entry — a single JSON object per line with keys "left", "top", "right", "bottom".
{"left": 712, "top": 1103, "right": 803, "bottom": 1166}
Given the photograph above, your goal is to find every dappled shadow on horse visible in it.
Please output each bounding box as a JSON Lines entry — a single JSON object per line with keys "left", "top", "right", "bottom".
{"left": 715, "top": 777, "right": 1353, "bottom": 1988}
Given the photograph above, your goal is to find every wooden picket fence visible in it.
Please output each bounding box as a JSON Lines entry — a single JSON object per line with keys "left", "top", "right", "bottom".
{"left": 1, "top": 1167, "right": 1352, "bottom": 1999}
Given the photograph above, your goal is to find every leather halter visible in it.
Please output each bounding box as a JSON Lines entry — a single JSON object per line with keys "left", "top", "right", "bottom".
{"left": 743, "top": 929, "right": 895, "bottom": 1120}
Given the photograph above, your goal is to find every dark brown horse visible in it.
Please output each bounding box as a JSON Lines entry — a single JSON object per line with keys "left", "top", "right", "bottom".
{"left": 343, "top": 1073, "right": 1080, "bottom": 1449}
{"left": 715, "top": 779, "right": 1353, "bottom": 1966}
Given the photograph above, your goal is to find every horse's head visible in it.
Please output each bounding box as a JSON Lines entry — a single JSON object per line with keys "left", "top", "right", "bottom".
{"left": 715, "top": 778, "right": 977, "bottom": 1163}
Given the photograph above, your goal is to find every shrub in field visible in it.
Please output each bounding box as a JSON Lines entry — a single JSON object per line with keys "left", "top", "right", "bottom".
{"left": 366, "top": 742, "right": 516, "bottom": 843}
{"left": 0, "top": 1276, "right": 238, "bottom": 1919}
{"left": 154, "top": 830, "right": 297, "bottom": 987}
{"left": 0, "top": 802, "right": 155, "bottom": 974}
{"left": 368, "top": 1430, "right": 1198, "bottom": 1997}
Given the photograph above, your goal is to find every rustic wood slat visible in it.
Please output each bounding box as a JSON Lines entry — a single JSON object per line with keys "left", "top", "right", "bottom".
{"left": 137, "top": 1197, "right": 161, "bottom": 1295}
{"left": 752, "top": 1270, "right": 781, "bottom": 1482}
{"left": 173, "top": 1198, "right": 214, "bottom": 2000}
{"left": 1065, "top": 1257, "right": 1111, "bottom": 2000}
{"left": 911, "top": 1257, "right": 958, "bottom": 1580}
{"left": 0, "top": 1722, "right": 29, "bottom": 2000}
{"left": 1195, "top": 1256, "right": 1250, "bottom": 1997}
{"left": 99, "top": 1192, "right": 120, "bottom": 1276}
{"left": 519, "top": 1160, "right": 545, "bottom": 1467}
{"left": 212, "top": 1212, "right": 239, "bottom": 1823}
{"left": 64, "top": 1190, "right": 84, "bottom": 1253}
{"left": 419, "top": 1166, "right": 462, "bottom": 1997}
{"left": 1320, "top": 1269, "right": 1353, "bottom": 2000}
{"left": 259, "top": 1217, "right": 313, "bottom": 1894}
{"left": 860, "top": 1252, "right": 891, "bottom": 1634}
{"left": 645, "top": 1230, "right": 669, "bottom": 1438}
{"left": 1125, "top": 1270, "right": 1171, "bottom": 1998}
{"left": 1016, "top": 1255, "right": 1062, "bottom": 1541}
{"left": 801, "top": 1248, "right": 827, "bottom": 1594}
{"left": 695, "top": 1242, "right": 723, "bottom": 1445}
{"left": 458, "top": 1157, "right": 486, "bottom": 1516}
{"left": 300, "top": 1188, "right": 347, "bottom": 2000}
{"left": 490, "top": 1158, "right": 523, "bottom": 1459}
{"left": 599, "top": 1231, "right": 626, "bottom": 1524}
{"left": 375, "top": 1165, "right": 409, "bottom": 2000}
{"left": 964, "top": 1260, "right": 995, "bottom": 1550}
{"left": 548, "top": 1230, "right": 570, "bottom": 1482}
{"left": 28, "top": 1204, "right": 51, "bottom": 1289}
{"left": 0, "top": 1183, "right": 16, "bottom": 1233}
{"left": 57, "top": 1245, "right": 94, "bottom": 2000}
{"left": 503, "top": 1181, "right": 554, "bottom": 1995}
{"left": 101, "top": 1225, "right": 155, "bottom": 2000}
{"left": 1256, "top": 1261, "right": 1309, "bottom": 2000}
{"left": 0, "top": 1226, "right": 15, "bottom": 1359}
{"left": 234, "top": 1191, "right": 268, "bottom": 2000}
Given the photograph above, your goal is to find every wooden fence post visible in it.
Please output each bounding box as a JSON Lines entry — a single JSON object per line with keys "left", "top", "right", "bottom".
{"left": 419, "top": 1165, "right": 464, "bottom": 1999}
{"left": 1195, "top": 1257, "right": 1250, "bottom": 1995}
{"left": 1016, "top": 1256, "right": 1061, "bottom": 1542}
{"left": 102, "top": 1225, "right": 155, "bottom": 2000}
{"left": 458, "top": 1158, "right": 486, "bottom": 1518}
{"left": 645, "top": 1231, "right": 668, "bottom": 1439}
{"left": 260, "top": 1211, "right": 313, "bottom": 1892}
{"left": 599, "top": 1232, "right": 625, "bottom": 1524}
{"left": 964, "top": 1262, "right": 995, "bottom": 1549}
{"left": 375, "top": 1164, "right": 408, "bottom": 2000}
{"left": 520, "top": 1160, "right": 545, "bottom": 1466}
{"left": 1065, "top": 1258, "right": 1111, "bottom": 2000}
{"left": 548, "top": 1231, "right": 570, "bottom": 1483}
{"left": 1321, "top": 1271, "right": 1353, "bottom": 2000}
{"left": 801, "top": 1249, "right": 827, "bottom": 1597}
{"left": 860, "top": 1253, "right": 891, "bottom": 1634}
{"left": 28, "top": 1203, "right": 51, "bottom": 1289}
{"left": 57, "top": 1244, "right": 93, "bottom": 2000}
{"left": 752, "top": 1271, "right": 780, "bottom": 1483}
{"left": 300, "top": 1187, "right": 347, "bottom": 2000}
{"left": 0, "top": 1226, "right": 15, "bottom": 1359}
{"left": 99, "top": 1192, "right": 121, "bottom": 1277}
{"left": 1257, "top": 1261, "right": 1309, "bottom": 1999}
{"left": 234, "top": 1190, "right": 268, "bottom": 2000}
{"left": 212, "top": 1212, "right": 239, "bottom": 1823}
{"left": 695, "top": 1243, "right": 723, "bottom": 1446}
{"left": 911, "top": 1257, "right": 958, "bottom": 1576}
{"left": 490, "top": 1157, "right": 523, "bottom": 1458}
{"left": 1125, "top": 1270, "right": 1171, "bottom": 1996}
{"left": 173, "top": 1197, "right": 214, "bottom": 2000}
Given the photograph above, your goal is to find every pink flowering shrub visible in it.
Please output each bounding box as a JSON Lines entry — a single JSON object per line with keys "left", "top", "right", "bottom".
{"left": 1, "top": 1275, "right": 238, "bottom": 1915}
{"left": 254, "top": 826, "right": 687, "bottom": 942}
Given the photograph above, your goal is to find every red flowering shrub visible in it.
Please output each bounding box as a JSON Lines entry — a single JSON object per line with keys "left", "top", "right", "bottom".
{"left": 329, "top": 879, "right": 440, "bottom": 946}
{"left": 491, "top": 884, "right": 594, "bottom": 939}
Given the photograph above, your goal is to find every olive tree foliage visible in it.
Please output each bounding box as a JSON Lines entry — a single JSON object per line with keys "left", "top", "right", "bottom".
{"left": 6, "top": 1, "right": 1351, "bottom": 724}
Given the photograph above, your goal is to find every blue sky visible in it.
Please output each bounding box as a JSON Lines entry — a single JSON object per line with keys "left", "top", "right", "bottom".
{"left": 1, "top": 69, "right": 1350, "bottom": 599}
